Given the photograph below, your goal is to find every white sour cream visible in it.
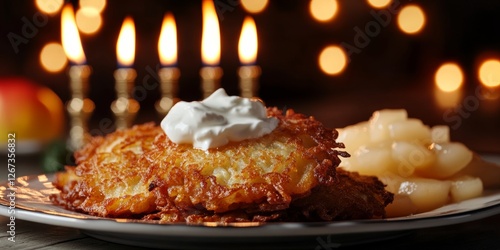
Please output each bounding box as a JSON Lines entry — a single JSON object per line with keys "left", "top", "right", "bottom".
{"left": 160, "top": 88, "right": 278, "bottom": 150}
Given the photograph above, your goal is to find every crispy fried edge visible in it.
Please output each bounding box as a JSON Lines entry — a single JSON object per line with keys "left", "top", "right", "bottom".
{"left": 50, "top": 108, "right": 394, "bottom": 223}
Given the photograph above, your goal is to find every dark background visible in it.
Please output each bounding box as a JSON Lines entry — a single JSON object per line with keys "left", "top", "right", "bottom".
{"left": 1, "top": 0, "right": 499, "bottom": 153}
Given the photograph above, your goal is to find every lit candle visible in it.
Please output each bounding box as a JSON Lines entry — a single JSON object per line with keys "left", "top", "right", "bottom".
{"left": 433, "top": 62, "right": 464, "bottom": 109}
{"left": 156, "top": 12, "right": 180, "bottom": 116}
{"left": 200, "top": 0, "right": 223, "bottom": 98}
{"left": 61, "top": 3, "right": 95, "bottom": 150}
{"left": 238, "top": 16, "right": 261, "bottom": 98}
{"left": 111, "top": 16, "right": 139, "bottom": 129}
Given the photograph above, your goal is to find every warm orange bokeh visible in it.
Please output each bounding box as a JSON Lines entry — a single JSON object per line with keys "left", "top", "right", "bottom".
{"left": 319, "top": 45, "right": 347, "bottom": 75}
{"left": 435, "top": 62, "right": 464, "bottom": 92}
{"left": 397, "top": 5, "right": 426, "bottom": 34}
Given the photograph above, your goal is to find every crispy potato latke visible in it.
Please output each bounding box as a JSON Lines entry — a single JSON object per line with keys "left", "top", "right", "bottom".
{"left": 51, "top": 108, "right": 393, "bottom": 222}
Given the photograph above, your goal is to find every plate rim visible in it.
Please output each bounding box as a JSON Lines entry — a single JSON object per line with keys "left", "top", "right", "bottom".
{"left": 1, "top": 198, "right": 500, "bottom": 237}
{"left": 1, "top": 172, "right": 500, "bottom": 238}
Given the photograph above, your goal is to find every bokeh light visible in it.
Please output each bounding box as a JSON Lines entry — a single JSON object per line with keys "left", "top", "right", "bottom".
{"left": 478, "top": 59, "right": 500, "bottom": 88}
{"left": 76, "top": 7, "right": 102, "bottom": 34}
{"left": 35, "top": 0, "right": 63, "bottom": 15}
{"left": 319, "top": 45, "right": 347, "bottom": 75}
{"left": 310, "top": 0, "right": 338, "bottom": 22}
{"left": 367, "top": 0, "right": 392, "bottom": 9}
{"left": 40, "top": 42, "right": 68, "bottom": 73}
{"left": 79, "top": 0, "right": 107, "bottom": 13}
{"left": 435, "top": 63, "right": 464, "bottom": 92}
{"left": 241, "top": 0, "right": 268, "bottom": 14}
{"left": 397, "top": 5, "right": 426, "bottom": 34}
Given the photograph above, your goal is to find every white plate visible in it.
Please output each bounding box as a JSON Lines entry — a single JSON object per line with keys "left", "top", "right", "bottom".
{"left": 1, "top": 156, "right": 500, "bottom": 249}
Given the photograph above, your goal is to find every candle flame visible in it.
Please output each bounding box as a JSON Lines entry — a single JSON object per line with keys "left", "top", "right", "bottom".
{"left": 238, "top": 16, "right": 258, "bottom": 65}
{"left": 116, "top": 17, "right": 136, "bottom": 67}
{"left": 61, "top": 4, "right": 86, "bottom": 64}
{"left": 201, "top": 0, "right": 221, "bottom": 66}
{"left": 158, "top": 13, "right": 177, "bottom": 66}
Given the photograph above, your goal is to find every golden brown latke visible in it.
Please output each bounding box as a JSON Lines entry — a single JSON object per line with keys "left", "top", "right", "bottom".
{"left": 51, "top": 108, "right": 393, "bottom": 222}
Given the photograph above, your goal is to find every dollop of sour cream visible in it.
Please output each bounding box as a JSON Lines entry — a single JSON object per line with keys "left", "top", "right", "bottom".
{"left": 161, "top": 88, "right": 279, "bottom": 150}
